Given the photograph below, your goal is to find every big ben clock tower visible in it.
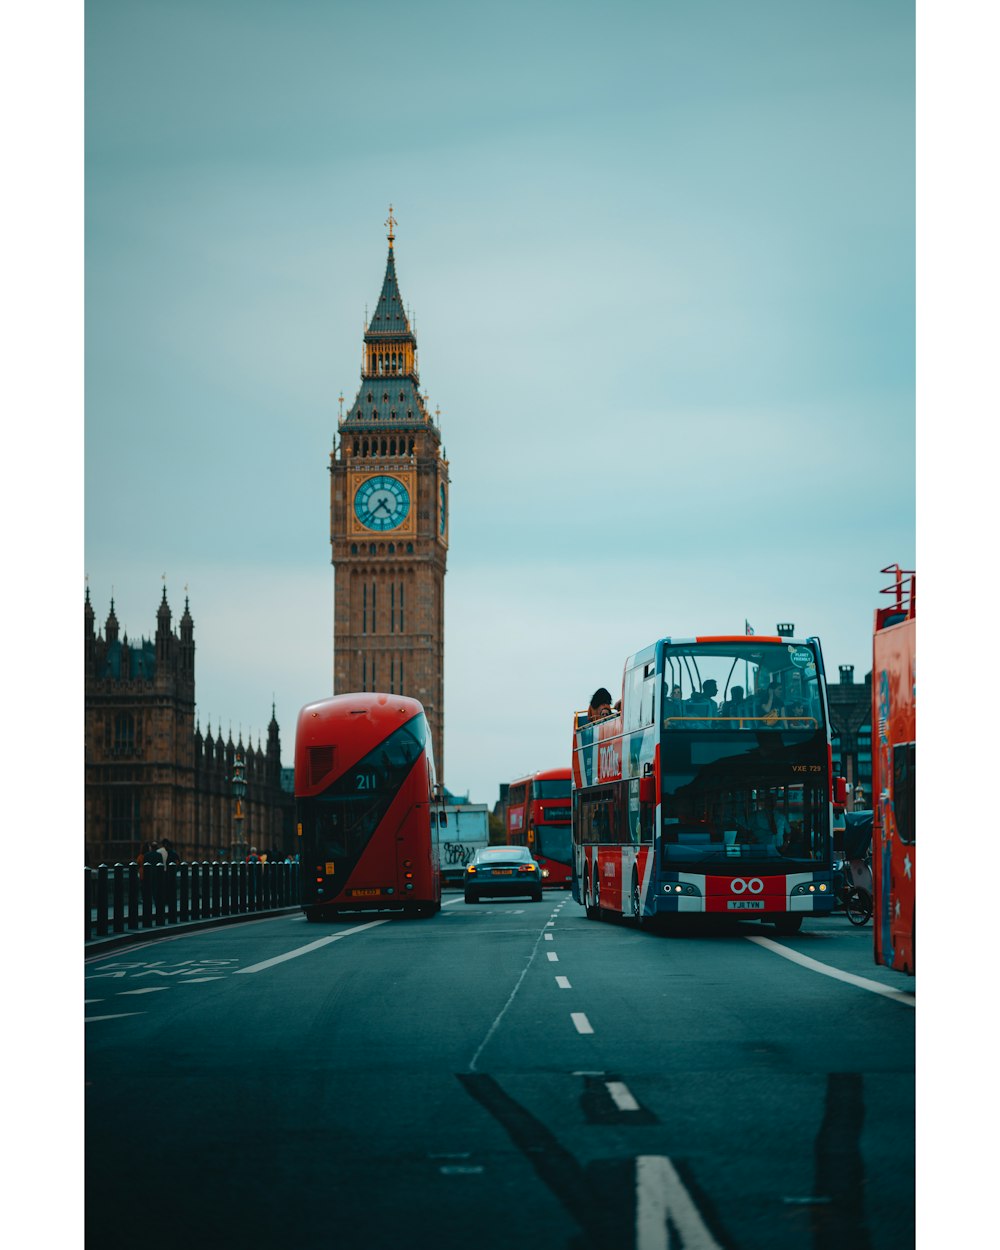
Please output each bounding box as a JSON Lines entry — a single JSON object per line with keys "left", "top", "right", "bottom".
{"left": 330, "top": 210, "right": 450, "bottom": 783}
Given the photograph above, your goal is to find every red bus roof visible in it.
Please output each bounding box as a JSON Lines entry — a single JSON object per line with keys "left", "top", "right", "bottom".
{"left": 508, "top": 766, "right": 571, "bottom": 787}
{"left": 294, "top": 692, "right": 426, "bottom": 797}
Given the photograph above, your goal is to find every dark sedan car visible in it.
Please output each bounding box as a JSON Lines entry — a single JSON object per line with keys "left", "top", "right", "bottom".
{"left": 464, "top": 845, "right": 543, "bottom": 903}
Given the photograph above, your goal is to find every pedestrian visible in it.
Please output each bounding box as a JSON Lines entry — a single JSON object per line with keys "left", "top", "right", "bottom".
{"left": 162, "top": 839, "right": 180, "bottom": 866}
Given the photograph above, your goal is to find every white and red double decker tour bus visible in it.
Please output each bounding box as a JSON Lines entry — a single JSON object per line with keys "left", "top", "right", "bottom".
{"left": 572, "top": 634, "right": 837, "bottom": 932}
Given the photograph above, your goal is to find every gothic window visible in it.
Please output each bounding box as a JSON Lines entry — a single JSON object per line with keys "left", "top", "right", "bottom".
{"left": 114, "top": 713, "right": 135, "bottom": 756}
{"left": 388, "top": 542, "right": 395, "bottom": 554}
{"left": 382, "top": 392, "right": 389, "bottom": 402}
{"left": 399, "top": 391, "right": 405, "bottom": 402}
{"left": 363, "top": 583, "right": 367, "bottom": 634}
{"left": 351, "top": 544, "right": 358, "bottom": 555}
{"left": 399, "top": 582, "right": 405, "bottom": 631}
{"left": 367, "top": 393, "right": 372, "bottom": 403}
{"left": 406, "top": 543, "right": 414, "bottom": 554}
{"left": 369, "top": 543, "right": 376, "bottom": 555}
{"left": 109, "top": 788, "right": 140, "bottom": 844}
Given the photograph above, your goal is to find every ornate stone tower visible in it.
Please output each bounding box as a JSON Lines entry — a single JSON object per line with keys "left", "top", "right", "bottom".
{"left": 330, "top": 210, "right": 449, "bottom": 783}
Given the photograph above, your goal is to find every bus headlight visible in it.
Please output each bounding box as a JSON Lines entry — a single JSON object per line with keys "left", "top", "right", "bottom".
{"left": 791, "top": 881, "right": 830, "bottom": 895}
{"left": 662, "top": 882, "right": 701, "bottom": 896}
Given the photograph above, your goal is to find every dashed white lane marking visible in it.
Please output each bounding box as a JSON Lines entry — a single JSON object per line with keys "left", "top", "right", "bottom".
{"left": 555, "top": 976, "right": 572, "bottom": 989}
{"left": 236, "top": 919, "right": 390, "bottom": 974}
{"left": 546, "top": 921, "right": 556, "bottom": 927}
{"left": 544, "top": 933, "right": 554, "bottom": 941}
{"left": 547, "top": 951, "right": 559, "bottom": 962}
{"left": 606, "top": 1081, "right": 640, "bottom": 1111}
{"left": 747, "top": 936, "right": 916, "bottom": 1006}
{"left": 571, "top": 1012, "right": 594, "bottom": 1034}
{"left": 118, "top": 987, "right": 170, "bottom": 996}
{"left": 440, "top": 1166, "right": 484, "bottom": 1175}
{"left": 86, "top": 1013, "right": 143, "bottom": 1023}
{"left": 180, "top": 976, "right": 226, "bottom": 983}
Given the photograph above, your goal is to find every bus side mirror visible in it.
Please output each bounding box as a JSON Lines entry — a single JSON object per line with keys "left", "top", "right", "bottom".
{"left": 834, "top": 776, "right": 847, "bottom": 808}
{"left": 639, "top": 776, "right": 655, "bottom": 805}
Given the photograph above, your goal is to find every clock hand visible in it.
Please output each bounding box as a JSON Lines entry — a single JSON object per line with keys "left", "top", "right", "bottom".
{"left": 372, "top": 497, "right": 392, "bottom": 515}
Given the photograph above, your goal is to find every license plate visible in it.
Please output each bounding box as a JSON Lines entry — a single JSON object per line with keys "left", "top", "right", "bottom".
{"left": 491, "top": 869, "right": 513, "bottom": 876}
{"left": 727, "top": 899, "right": 765, "bottom": 910}
{"left": 350, "top": 888, "right": 381, "bottom": 897}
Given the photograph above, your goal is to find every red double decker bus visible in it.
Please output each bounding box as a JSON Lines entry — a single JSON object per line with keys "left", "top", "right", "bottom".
{"left": 295, "top": 693, "right": 441, "bottom": 921}
{"left": 505, "top": 768, "right": 573, "bottom": 888}
{"left": 872, "top": 565, "right": 916, "bottom": 973}
{"left": 572, "top": 634, "right": 837, "bottom": 932}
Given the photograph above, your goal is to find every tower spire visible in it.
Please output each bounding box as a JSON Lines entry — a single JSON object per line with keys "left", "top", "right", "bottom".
{"left": 385, "top": 203, "right": 396, "bottom": 250}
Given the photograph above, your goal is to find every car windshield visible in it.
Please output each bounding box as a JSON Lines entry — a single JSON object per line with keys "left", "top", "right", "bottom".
{"left": 477, "top": 846, "right": 531, "bottom": 862}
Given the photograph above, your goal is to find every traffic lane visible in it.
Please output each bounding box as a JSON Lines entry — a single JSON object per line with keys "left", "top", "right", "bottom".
{"left": 475, "top": 906, "right": 913, "bottom": 1249}
{"left": 86, "top": 903, "right": 583, "bottom": 1250}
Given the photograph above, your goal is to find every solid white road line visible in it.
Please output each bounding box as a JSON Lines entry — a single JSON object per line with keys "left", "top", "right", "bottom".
{"left": 555, "top": 976, "right": 571, "bottom": 989}
{"left": 636, "top": 1156, "right": 724, "bottom": 1250}
{"left": 747, "top": 936, "right": 916, "bottom": 1006}
{"left": 86, "top": 1013, "right": 144, "bottom": 1023}
{"left": 606, "top": 1081, "right": 639, "bottom": 1111}
{"left": 571, "top": 1012, "right": 594, "bottom": 1034}
{"left": 235, "top": 919, "right": 390, "bottom": 974}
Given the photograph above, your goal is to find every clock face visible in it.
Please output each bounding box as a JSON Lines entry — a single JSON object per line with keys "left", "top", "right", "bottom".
{"left": 354, "top": 475, "right": 411, "bottom": 531}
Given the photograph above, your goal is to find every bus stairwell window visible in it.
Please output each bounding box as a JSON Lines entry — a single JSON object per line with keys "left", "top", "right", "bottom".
{"left": 310, "top": 746, "right": 335, "bottom": 787}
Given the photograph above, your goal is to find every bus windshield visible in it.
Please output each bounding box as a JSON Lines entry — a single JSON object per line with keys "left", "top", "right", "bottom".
{"left": 662, "top": 640, "right": 822, "bottom": 731}
{"left": 660, "top": 731, "right": 829, "bottom": 869}
{"left": 535, "top": 778, "right": 571, "bottom": 799}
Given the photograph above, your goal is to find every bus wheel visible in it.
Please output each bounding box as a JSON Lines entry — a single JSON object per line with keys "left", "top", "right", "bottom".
{"left": 631, "top": 873, "right": 644, "bottom": 929}
{"left": 773, "top": 914, "right": 803, "bottom": 935}
{"left": 304, "top": 907, "right": 322, "bottom": 923}
{"left": 584, "top": 869, "right": 599, "bottom": 920}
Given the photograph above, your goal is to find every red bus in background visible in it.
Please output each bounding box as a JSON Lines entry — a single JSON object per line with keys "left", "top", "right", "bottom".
{"left": 295, "top": 693, "right": 441, "bottom": 921}
{"left": 505, "top": 768, "right": 573, "bottom": 887}
{"left": 872, "top": 566, "right": 916, "bottom": 973}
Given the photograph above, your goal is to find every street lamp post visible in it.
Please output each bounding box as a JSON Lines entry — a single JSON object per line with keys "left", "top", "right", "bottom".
{"left": 232, "top": 749, "right": 247, "bottom": 862}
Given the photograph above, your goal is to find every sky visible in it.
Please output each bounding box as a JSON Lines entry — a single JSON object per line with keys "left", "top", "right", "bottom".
{"left": 77, "top": 0, "right": 920, "bottom": 806}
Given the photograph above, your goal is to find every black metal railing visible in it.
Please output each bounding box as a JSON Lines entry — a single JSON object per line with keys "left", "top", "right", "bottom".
{"left": 86, "top": 860, "right": 301, "bottom": 942}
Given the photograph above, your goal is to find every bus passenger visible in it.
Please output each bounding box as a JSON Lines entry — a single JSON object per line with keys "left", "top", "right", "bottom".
{"left": 721, "top": 685, "right": 745, "bottom": 717}
{"left": 756, "top": 679, "right": 784, "bottom": 723}
{"left": 588, "top": 688, "right": 614, "bottom": 722}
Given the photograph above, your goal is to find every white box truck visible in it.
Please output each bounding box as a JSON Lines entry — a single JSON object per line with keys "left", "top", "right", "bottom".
{"left": 435, "top": 804, "right": 490, "bottom": 886}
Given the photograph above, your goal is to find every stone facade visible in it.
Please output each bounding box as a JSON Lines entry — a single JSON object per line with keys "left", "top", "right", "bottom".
{"left": 84, "top": 587, "right": 293, "bottom": 865}
{"left": 330, "top": 218, "right": 449, "bottom": 782}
